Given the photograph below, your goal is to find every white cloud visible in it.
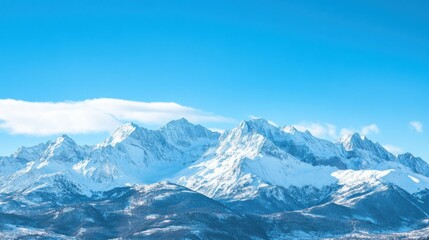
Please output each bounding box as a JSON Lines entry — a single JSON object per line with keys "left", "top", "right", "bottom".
{"left": 292, "top": 122, "right": 339, "bottom": 139}
{"left": 325, "top": 123, "right": 337, "bottom": 139}
{"left": 0, "top": 98, "right": 233, "bottom": 136}
{"left": 249, "top": 115, "right": 260, "bottom": 120}
{"left": 410, "top": 121, "right": 423, "bottom": 133}
{"left": 360, "top": 124, "right": 380, "bottom": 136}
{"left": 340, "top": 128, "right": 354, "bottom": 137}
{"left": 382, "top": 144, "right": 404, "bottom": 155}
{"left": 249, "top": 115, "right": 278, "bottom": 127}
{"left": 292, "top": 122, "right": 380, "bottom": 141}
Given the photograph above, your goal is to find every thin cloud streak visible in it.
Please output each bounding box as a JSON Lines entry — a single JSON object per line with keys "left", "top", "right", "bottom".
{"left": 361, "top": 124, "right": 380, "bottom": 136}
{"left": 410, "top": 121, "right": 423, "bottom": 133}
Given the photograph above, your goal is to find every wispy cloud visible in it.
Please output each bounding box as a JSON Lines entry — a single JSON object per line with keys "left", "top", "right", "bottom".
{"left": 292, "top": 122, "right": 380, "bottom": 141}
{"left": 410, "top": 121, "right": 423, "bottom": 133}
{"left": 0, "top": 98, "right": 233, "bottom": 136}
{"left": 382, "top": 144, "right": 404, "bottom": 155}
{"left": 249, "top": 115, "right": 278, "bottom": 127}
{"left": 339, "top": 128, "right": 354, "bottom": 137}
{"left": 249, "top": 115, "right": 260, "bottom": 120}
{"left": 360, "top": 124, "right": 380, "bottom": 136}
{"left": 293, "top": 122, "right": 338, "bottom": 139}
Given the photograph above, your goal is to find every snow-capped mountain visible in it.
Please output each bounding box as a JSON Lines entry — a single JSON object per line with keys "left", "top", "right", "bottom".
{"left": 175, "top": 119, "right": 338, "bottom": 214}
{"left": 176, "top": 119, "right": 429, "bottom": 216}
{"left": 1, "top": 118, "right": 429, "bottom": 239}
{"left": 0, "top": 118, "right": 219, "bottom": 195}
{"left": 78, "top": 119, "right": 219, "bottom": 188}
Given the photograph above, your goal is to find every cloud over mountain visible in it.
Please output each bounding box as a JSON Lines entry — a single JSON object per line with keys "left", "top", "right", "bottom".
{"left": 0, "top": 98, "right": 232, "bottom": 135}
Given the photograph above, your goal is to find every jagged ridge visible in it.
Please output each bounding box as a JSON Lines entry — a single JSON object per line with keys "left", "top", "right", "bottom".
{"left": 0, "top": 118, "right": 429, "bottom": 238}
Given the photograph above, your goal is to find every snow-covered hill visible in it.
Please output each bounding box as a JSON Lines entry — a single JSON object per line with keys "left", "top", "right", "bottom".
{"left": 0, "top": 118, "right": 428, "bottom": 239}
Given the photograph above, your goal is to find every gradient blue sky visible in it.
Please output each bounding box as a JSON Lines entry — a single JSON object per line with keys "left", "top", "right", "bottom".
{"left": 0, "top": 0, "right": 428, "bottom": 160}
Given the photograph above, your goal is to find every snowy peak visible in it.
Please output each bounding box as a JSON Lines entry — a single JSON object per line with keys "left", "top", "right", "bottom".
{"left": 2, "top": 118, "right": 429, "bottom": 238}
{"left": 282, "top": 125, "right": 315, "bottom": 140}
{"left": 10, "top": 135, "right": 83, "bottom": 164}
{"left": 40, "top": 134, "right": 86, "bottom": 164}
{"left": 232, "top": 118, "right": 281, "bottom": 142}
{"left": 163, "top": 118, "right": 192, "bottom": 128}
{"left": 161, "top": 118, "right": 220, "bottom": 148}
{"left": 282, "top": 125, "right": 298, "bottom": 134}
{"left": 162, "top": 118, "right": 206, "bottom": 135}
{"left": 101, "top": 122, "right": 141, "bottom": 147}
{"left": 11, "top": 142, "right": 49, "bottom": 162}
{"left": 243, "top": 118, "right": 278, "bottom": 133}
{"left": 220, "top": 119, "right": 347, "bottom": 169}
{"left": 2, "top": 118, "right": 428, "bottom": 198}
{"left": 214, "top": 118, "right": 281, "bottom": 157}
{"left": 46, "top": 135, "right": 78, "bottom": 156}
{"left": 340, "top": 133, "right": 366, "bottom": 151}
{"left": 53, "top": 134, "right": 77, "bottom": 148}
{"left": 100, "top": 118, "right": 220, "bottom": 155}
{"left": 340, "top": 133, "right": 385, "bottom": 153}
{"left": 71, "top": 119, "right": 221, "bottom": 187}
{"left": 102, "top": 119, "right": 220, "bottom": 150}
{"left": 239, "top": 119, "right": 317, "bottom": 144}
{"left": 340, "top": 132, "right": 394, "bottom": 161}
{"left": 397, "top": 152, "right": 429, "bottom": 177}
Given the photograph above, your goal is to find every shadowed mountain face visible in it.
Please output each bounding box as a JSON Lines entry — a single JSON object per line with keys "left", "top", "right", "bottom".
{"left": 0, "top": 182, "right": 268, "bottom": 239}
{"left": 1, "top": 118, "right": 429, "bottom": 239}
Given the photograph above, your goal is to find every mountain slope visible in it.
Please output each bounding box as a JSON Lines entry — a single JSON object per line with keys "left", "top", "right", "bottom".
{"left": 175, "top": 119, "right": 429, "bottom": 219}
{"left": 1, "top": 118, "right": 429, "bottom": 238}
{"left": 175, "top": 120, "right": 338, "bottom": 214}
{"left": 0, "top": 182, "right": 268, "bottom": 239}
{"left": 0, "top": 119, "right": 220, "bottom": 196}
{"left": 75, "top": 119, "right": 219, "bottom": 190}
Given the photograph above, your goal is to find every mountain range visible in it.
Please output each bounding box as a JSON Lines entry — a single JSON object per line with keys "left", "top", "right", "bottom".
{"left": 1, "top": 118, "right": 429, "bottom": 239}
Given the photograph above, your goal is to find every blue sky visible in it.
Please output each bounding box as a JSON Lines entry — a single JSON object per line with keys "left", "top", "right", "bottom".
{"left": 0, "top": 0, "right": 428, "bottom": 160}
